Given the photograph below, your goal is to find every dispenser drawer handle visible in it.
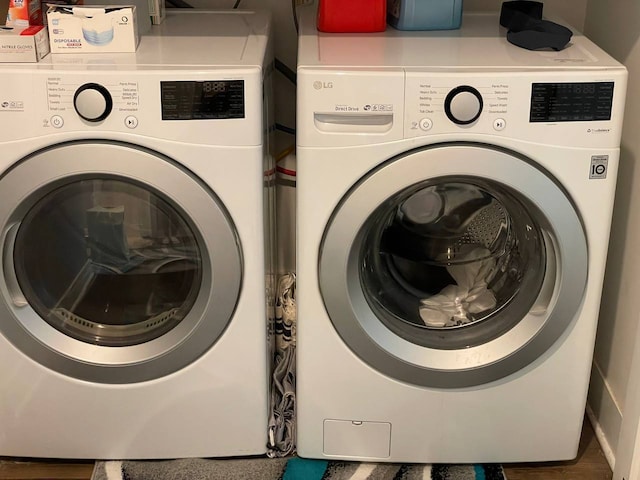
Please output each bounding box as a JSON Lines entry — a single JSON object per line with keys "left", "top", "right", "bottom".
{"left": 314, "top": 113, "right": 393, "bottom": 133}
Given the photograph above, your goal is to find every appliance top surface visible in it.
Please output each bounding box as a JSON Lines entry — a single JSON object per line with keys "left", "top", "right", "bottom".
{"left": 297, "top": 8, "right": 624, "bottom": 71}
{"left": 4, "top": 10, "right": 271, "bottom": 71}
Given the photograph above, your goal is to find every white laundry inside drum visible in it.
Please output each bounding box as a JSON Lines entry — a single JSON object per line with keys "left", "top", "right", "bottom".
{"left": 419, "top": 246, "right": 497, "bottom": 327}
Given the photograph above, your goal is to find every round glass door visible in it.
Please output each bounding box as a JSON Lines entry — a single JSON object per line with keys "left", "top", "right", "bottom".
{"left": 0, "top": 141, "right": 242, "bottom": 384}
{"left": 360, "top": 178, "right": 548, "bottom": 350}
{"left": 320, "top": 143, "right": 587, "bottom": 388}
{"left": 14, "top": 179, "right": 202, "bottom": 347}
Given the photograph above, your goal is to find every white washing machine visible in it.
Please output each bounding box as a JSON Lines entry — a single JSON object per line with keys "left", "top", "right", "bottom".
{"left": 0, "top": 10, "right": 274, "bottom": 459}
{"left": 296, "top": 7, "right": 627, "bottom": 463}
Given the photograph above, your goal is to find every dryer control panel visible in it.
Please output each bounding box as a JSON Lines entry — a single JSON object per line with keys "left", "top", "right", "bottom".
{"left": 160, "top": 80, "right": 245, "bottom": 121}
{"left": 0, "top": 70, "right": 263, "bottom": 146}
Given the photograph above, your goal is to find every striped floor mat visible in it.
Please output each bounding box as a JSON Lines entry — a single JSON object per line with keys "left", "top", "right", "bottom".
{"left": 91, "top": 457, "right": 506, "bottom": 480}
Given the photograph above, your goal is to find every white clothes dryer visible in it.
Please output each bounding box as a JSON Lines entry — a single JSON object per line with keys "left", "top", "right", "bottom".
{"left": 0, "top": 10, "right": 274, "bottom": 459}
{"left": 296, "top": 7, "right": 627, "bottom": 463}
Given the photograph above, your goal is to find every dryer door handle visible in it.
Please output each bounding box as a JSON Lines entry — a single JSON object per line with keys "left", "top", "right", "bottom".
{"left": 3, "top": 223, "right": 27, "bottom": 308}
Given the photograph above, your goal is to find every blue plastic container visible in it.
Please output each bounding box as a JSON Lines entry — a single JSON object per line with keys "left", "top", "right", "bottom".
{"left": 387, "top": 0, "right": 463, "bottom": 31}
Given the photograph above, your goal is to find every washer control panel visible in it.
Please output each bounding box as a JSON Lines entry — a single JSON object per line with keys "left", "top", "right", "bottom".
{"left": 405, "top": 73, "right": 510, "bottom": 137}
{"left": 530, "top": 82, "right": 614, "bottom": 123}
{"left": 404, "top": 71, "right": 625, "bottom": 148}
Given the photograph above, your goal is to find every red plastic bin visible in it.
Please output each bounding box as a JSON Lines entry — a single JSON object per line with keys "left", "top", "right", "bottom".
{"left": 317, "top": 0, "right": 387, "bottom": 33}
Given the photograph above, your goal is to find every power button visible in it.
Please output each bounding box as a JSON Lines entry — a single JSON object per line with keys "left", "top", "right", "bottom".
{"left": 419, "top": 118, "right": 433, "bottom": 131}
{"left": 50, "top": 115, "right": 64, "bottom": 128}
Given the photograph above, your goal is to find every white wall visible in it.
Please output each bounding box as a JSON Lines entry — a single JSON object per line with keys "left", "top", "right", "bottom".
{"left": 582, "top": 0, "right": 640, "bottom": 473}
{"left": 465, "top": 0, "right": 587, "bottom": 30}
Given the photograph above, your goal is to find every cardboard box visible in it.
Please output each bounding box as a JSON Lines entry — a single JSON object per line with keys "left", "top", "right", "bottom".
{"left": 46, "top": 4, "right": 138, "bottom": 53}
{"left": 0, "top": 25, "right": 50, "bottom": 62}
{"left": 6, "top": 0, "right": 43, "bottom": 26}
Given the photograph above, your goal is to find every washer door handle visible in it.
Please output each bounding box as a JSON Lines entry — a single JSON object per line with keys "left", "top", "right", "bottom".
{"left": 3, "top": 223, "right": 27, "bottom": 308}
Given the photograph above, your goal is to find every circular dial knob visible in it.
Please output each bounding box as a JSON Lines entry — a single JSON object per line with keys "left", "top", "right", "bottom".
{"left": 444, "top": 86, "right": 483, "bottom": 125}
{"left": 73, "top": 83, "right": 113, "bottom": 122}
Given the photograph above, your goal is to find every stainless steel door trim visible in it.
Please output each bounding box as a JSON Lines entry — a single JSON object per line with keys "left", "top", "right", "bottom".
{"left": 0, "top": 141, "right": 242, "bottom": 384}
{"left": 319, "top": 143, "right": 588, "bottom": 388}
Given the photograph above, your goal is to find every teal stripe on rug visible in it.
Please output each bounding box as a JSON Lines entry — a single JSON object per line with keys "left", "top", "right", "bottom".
{"left": 282, "top": 457, "right": 329, "bottom": 480}
{"left": 473, "top": 465, "right": 485, "bottom": 480}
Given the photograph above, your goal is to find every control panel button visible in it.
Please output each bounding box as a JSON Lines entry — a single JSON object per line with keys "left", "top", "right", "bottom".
{"left": 445, "top": 86, "right": 483, "bottom": 125}
{"left": 124, "top": 116, "right": 138, "bottom": 129}
{"left": 493, "top": 118, "right": 506, "bottom": 131}
{"left": 419, "top": 118, "right": 433, "bottom": 131}
{"left": 50, "top": 115, "right": 64, "bottom": 128}
{"left": 73, "top": 83, "right": 113, "bottom": 122}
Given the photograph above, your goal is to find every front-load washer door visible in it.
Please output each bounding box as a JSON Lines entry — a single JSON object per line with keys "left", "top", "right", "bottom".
{"left": 319, "top": 143, "right": 587, "bottom": 388}
{"left": 0, "top": 141, "right": 242, "bottom": 384}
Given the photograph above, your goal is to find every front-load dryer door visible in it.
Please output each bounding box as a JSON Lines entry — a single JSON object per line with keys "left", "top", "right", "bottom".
{"left": 319, "top": 143, "right": 587, "bottom": 388}
{"left": 0, "top": 141, "right": 242, "bottom": 384}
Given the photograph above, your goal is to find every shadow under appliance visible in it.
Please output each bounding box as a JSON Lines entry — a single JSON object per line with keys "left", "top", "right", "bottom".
{"left": 295, "top": 7, "right": 627, "bottom": 463}
{"left": 0, "top": 10, "right": 275, "bottom": 459}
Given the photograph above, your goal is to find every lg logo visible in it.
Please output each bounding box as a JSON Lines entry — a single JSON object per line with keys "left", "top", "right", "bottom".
{"left": 313, "top": 81, "right": 333, "bottom": 90}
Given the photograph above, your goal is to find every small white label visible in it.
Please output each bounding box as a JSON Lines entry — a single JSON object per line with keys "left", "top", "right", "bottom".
{"left": 590, "top": 155, "right": 608, "bottom": 179}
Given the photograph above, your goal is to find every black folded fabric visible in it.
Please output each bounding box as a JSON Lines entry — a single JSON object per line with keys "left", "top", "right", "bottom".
{"left": 500, "top": 1, "right": 572, "bottom": 51}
